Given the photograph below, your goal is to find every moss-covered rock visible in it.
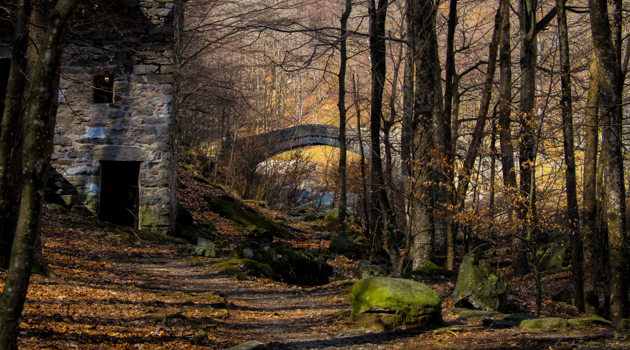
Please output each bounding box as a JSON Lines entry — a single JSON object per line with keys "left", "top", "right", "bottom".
{"left": 356, "top": 260, "right": 371, "bottom": 279}
{"left": 537, "top": 237, "right": 570, "bottom": 272}
{"left": 354, "top": 235, "right": 369, "bottom": 244}
{"left": 328, "top": 235, "right": 365, "bottom": 259}
{"left": 449, "top": 308, "right": 504, "bottom": 322}
{"left": 554, "top": 301, "right": 579, "bottom": 316}
{"left": 195, "top": 238, "right": 216, "bottom": 257}
{"left": 192, "top": 175, "right": 210, "bottom": 184}
{"left": 452, "top": 253, "right": 507, "bottom": 312}
{"left": 323, "top": 208, "right": 358, "bottom": 231}
{"left": 204, "top": 195, "right": 293, "bottom": 239}
{"left": 228, "top": 247, "right": 242, "bottom": 259}
{"left": 617, "top": 318, "right": 630, "bottom": 330}
{"left": 219, "top": 246, "right": 332, "bottom": 285}
{"left": 172, "top": 204, "right": 217, "bottom": 244}
{"left": 568, "top": 315, "right": 612, "bottom": 326}
{"left": 499, "top": 313, "right": 539, "bottom": 328}
{"left": 223, "top": 340, "right": 267, "bottom": 350}
{"left": 47, "top": 203, "right": 70, "bottom": 213}
{"left": 407, "top": 260, "right": 458, "bottom": 279}
{"left": 274, "top": 249, "right": 333, "bottom": 286}
{"left": 199, "top": 223, "right": 217, "bottom": 232}
{"left": 71, "top": 205, "right": 93, "bottom": 217}
{"left": 209, "top": 260, "right": 241, "bottom": 276}
{"left": 349, "top": 277, "right": 442, "bottom": 330}
{"left": 519, "top": 317, "right": 568, "bottom": 330}
{"left": 242, "top": 259, "right": 278, "bottom": 280}
{"left": 191, "top": 330, "right": 208, "bottom": 343}
{"left": 304, "top": 213, "right": 318, "bottom": 222}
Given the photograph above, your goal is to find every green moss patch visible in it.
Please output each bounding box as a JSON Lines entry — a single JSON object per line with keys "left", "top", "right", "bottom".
{"left": 209, "top": 260, "right": 242, "bottom": 276}
{"left": 274, "top": 249, "right": 333, "bottom": 286}
{"left": 406, "top": 260, "right": 458, "bottom": 279}
{"left": 242, "top": 259, "right": 279, "bottom": 280}
{"left": 349, "top": 277, "right": 442, "bottom": 330}
{"left": 568, "top": 315, "right": 612, "bottom": 326}
{"left": 205, "top": 195, "right": 293, "bottom": 239}
{"left": 519, "top": 317, "right": 568, "bottom": 330}
{"left": 192, "top": 175, "right": 211, "bottom": 184}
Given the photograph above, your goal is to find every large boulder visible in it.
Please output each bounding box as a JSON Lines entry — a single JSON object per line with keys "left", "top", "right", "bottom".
{"left": 274, "top": 249, "right": 333, "bottom": 286}
{"left": 204, "top": 195, "right": 293, "bottom": 239}
{"left": 537, "top": 237, "right": 570, "bottom": 272}
{"left": 407, "top": 260, "right": 458, "bottom": 279}
{"left": 567, "top": 315, "right": 612, "bottom": 326}
{"left": 323, "top": 208, "right": 358, "bottom": 231}
{"left": 195, "top": 238, "right": 216, "bottom": 257}
{"left": 452, "top": 253, "right": 507, "bottom": 312}
{"left": 328, "top": 235, "right": 365, "bottom": 259}
{"left": 519, "top": 317, "right": 568, "bottom": 330}
{"left": 349, "top": 277, "right": 442, "bottom": 330}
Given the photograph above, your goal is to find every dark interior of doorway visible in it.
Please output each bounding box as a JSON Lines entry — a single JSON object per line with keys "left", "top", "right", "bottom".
{"left": 99, "top": 161, "right": 140, "bottom": 229}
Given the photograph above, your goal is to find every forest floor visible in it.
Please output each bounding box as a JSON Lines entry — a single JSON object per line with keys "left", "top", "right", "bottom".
{"left": 1, "top": 170, "right": 628, "bottom": 349}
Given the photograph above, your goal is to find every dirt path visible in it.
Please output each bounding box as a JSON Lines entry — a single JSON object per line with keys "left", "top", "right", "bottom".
{"left": 2, "top": 208, "right": 622, "bottom": 350}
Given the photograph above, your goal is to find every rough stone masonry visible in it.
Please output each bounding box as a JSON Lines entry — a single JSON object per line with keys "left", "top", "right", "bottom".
{"left": 47, "top": 0, "right": 184, "bottom": 232}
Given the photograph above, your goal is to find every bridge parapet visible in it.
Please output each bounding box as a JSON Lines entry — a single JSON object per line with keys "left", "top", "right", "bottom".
{"left": 229, "top": 124, "right": 369, "bottom": 170}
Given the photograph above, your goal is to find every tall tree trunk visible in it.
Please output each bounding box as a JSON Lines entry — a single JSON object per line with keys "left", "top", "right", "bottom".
{"left": 556, "top": 0, "right": 583, "bottom": 312}
{"left": 444, "top": 0, "right": 458, "bottom": 270}
{"left": 368, "top": 0, "right": 401, "bottom": 274}
{"left": 368, "top": 0, "right": 387, "bottom": 240}
{"left": 384, "top": 35, "right": 404, "bottom": 194}
{"left": 353, "top": 73, "right": 369, "bottom": 230}
{"left": 582, "top": 53, "right": 600, "bottom": 314}
{"left": 0, "top": 0, "right": 31, "bottom": 269}
{"left": 337, "top": 0, "right": 351, "bottom": 236}
{"left": 401, "top": 0, "right": 416, "bottom": 266}
{"left": 588, "top": 0, "right": 628, "bottom": 325}
{"left": 410, "top": 0, "right": 438, "bottom": 268}
{"left": 0, "top": 0, "right": 80, "bottom": 348}
{"left": 514, "top": 0, "right": 538, "bottom": 276}
{"left": 489, "top": 117, "right": 497, "bottom": 223}
{"left": 432, "top": 38, "right": 448, "bottom": 265}
{"left": 498, "top": 0, "right": 516, "bottom": 197}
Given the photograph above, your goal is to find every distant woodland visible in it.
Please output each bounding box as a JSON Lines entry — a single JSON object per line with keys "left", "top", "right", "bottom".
{"left": 178, "top": 0, "right": 629, "bottom": 325}
{"left": 0, "top": 0, "right": 629, "bottom": 347}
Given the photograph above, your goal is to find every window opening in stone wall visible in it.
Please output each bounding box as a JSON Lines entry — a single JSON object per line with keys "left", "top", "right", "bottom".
{"left": 94, "top": 74, "right": 114, "bottom": 103}
{"left": 0, "top": 58, "right": 11, "bottom": 115}
{"left": 99, "top": 161, "right": 140, "bottom": 229}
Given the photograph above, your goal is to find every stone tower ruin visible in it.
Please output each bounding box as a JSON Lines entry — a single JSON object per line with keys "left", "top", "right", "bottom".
{"left": 43, "top": 0, "right": 183, "bottom": 232}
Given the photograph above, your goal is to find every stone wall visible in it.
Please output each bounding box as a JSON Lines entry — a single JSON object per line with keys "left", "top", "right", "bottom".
{"left": 49, "top": 0, "right": 182, "bottom": 232}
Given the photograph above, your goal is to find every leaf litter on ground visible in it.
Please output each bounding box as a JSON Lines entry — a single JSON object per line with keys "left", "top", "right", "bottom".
{"left": 0, "top": 168, "right": 627, "bottom": 349}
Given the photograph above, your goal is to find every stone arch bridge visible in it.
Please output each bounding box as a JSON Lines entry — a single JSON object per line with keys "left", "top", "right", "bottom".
{"left": 229, "top": 124, "right": 369, "bottom": 170}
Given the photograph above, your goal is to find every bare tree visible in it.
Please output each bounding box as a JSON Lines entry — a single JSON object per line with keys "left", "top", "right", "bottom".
{"left": 587, "top": 0, "right": 628, "bottom": 325}
{"left": 0, "top": 0, "right": 80, "bottom": 347}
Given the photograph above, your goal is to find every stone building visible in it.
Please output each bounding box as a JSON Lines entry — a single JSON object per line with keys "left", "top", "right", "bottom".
{"left": 2, "top": 0, "right": 183, "bottom": 233}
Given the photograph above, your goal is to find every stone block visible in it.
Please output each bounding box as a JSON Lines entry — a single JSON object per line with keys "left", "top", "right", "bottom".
{"left": 92, "top": 146, "right": 150, "bottom": 161}
{"left": 139, "top": 194, "right": 171, "bottom": 206}
{"left": 148, "top": 8, "right": 171, "bottom": 17}
{"left": 132, "top": 74, "right": 174, "bottom": 84}
{"left": 140, "top": 205, "right": 171, "bottom": 227}
{"left": 160, "top": 65, "right": 174, "bottom": 74}
{"left": 65, "top": 165, "right": 99, "bottom": 176}
{"left": 148, "top": 26, "right": 174, "bottom": 36}
{"left": 54, "top": 135, "right": 73, "bottom": 146}
{"left": 151, "top": 95, "right": 173, "bottom": 104}
{"left": 59, "top": 195, "right": 75, "bottom": 207}
{"left": 133, "top": 64, "right": 159, "bottom": 75}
